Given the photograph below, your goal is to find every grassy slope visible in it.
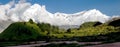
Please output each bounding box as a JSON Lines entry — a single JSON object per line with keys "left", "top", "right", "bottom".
{"left": 0, "top": 19, "right": 120, "bottom": 42}
{"left": 0, "top": 22, "right": 46, "bottom": 41}
{"left": 50, "top": 22, "right": 118, "bottom": 39}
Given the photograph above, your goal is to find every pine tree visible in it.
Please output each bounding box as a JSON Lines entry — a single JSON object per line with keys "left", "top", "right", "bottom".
{"left": 29, "top": 19, "right": 34, "bottom": 24}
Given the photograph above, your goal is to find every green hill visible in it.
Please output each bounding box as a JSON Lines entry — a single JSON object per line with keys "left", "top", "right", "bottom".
{"left": 0, "top": 19, "right": 63, "bottom": 42}
{"left": 108, "top": 19, "right": 120, "bottom": 27}
{"left": 80, "top": 21, "right": 102, "bottom": 28}
{"left": 0, "top": 19, "right": 48, "bottom": 42}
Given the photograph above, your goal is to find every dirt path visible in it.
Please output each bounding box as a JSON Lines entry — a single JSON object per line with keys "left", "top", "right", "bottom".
{"left": 7, "top": 41, "right": 120, "bottom": 47}
{"left": 7, "top": 41, "right": 101, "bottom": 47}
{"left": 85, "top": 42, "right": 120, "bottom": 47}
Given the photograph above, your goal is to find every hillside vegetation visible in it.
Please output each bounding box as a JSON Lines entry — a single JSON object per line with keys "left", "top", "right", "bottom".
{"left": 0, "top": 18, "right": 120, "bottom": 44}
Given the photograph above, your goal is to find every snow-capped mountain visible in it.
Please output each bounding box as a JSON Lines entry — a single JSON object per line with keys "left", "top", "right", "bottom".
{"left": 0, "top": 0, "right": 112, "bottom": 33}
{"left": 52, "top": 9, "right": 110, "bottom": 25}
{"left": 16, "top": 3, "right": 110, "bottom": 26}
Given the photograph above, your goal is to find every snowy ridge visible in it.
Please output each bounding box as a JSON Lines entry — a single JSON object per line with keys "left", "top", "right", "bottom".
{"left": 52, "top": 9, "right": 110, "bottom": 25}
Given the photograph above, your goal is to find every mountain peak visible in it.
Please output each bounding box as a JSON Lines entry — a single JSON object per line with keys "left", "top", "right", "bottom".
{"left": 89, "top": 9, "right": 98, "bottom": 11}
{"left": 85, "top": 9, "right": 104, "bottom": 16}
{"left": 81, "top": 9, "right": 110, "bottom": 23}
{"left": 90, "top": 9, "right": 101, "bottom": 13}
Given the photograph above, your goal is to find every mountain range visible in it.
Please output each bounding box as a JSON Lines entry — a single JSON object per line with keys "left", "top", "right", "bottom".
{"left": 0, "top": 1, "right": 119, "bottom": 33}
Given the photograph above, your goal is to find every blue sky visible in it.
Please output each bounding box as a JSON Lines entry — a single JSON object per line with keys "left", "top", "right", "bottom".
{"left": 0, "top": 0, "right": 120, "bottom": 16}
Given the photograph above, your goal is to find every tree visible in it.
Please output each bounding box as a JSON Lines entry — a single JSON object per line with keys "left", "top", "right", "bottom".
{"left": 29, "top": 19, "right": 34, "bottom": 24}
{"left": 67, "top": 28, "right": 71, "bottom": 33}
